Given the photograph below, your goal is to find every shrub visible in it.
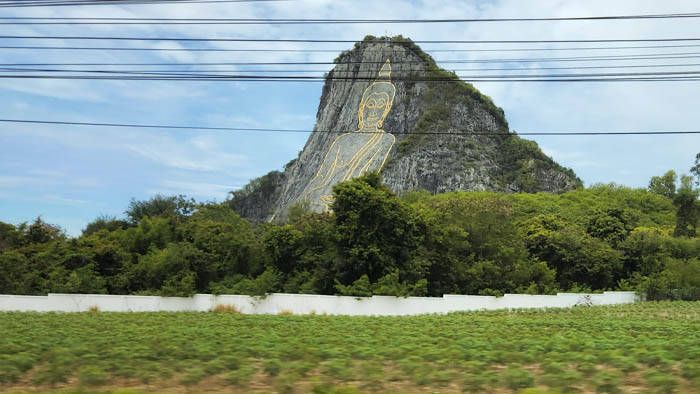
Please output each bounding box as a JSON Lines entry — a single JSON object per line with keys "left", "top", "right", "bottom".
{"left": 502, "top": 367, "right": 535, "bottom": 391}
{"left": 215, "top": 355, "right": 242, "bottom": 371}
{"left": 213, "top": 304, "right": 240, "bottom": 313}
{"left": 287, "top": 360, "right": 314, "bottom": 377}
{"left": 461, "top": 371, "right": 498, "bottom": 393}
{"left": 322, "top": 358, "right": 354, "bottom": 381}
{"left": 180, "top": 367, "right": 207, "bottom": 386}
{"left": 263, "top": 358, "right": 283, "bottom": 376}
{"left": 359, "top": 361, "right": 385, "bottom": 391}
{"left": 78, "top": 366, "right": 109, "bottom": 387}
{"left": 607, "top": 355, "right": 637, "bottom": 372}
{"left": 542, "top": 369, "right": 582, "bottom": 392}
{"left": 0, "top": 364, "right": 22, "bottom": 384}
{"left": 593, "top": 370, "right": 623, "bottom": 393}
{"left": 276, "top": 372, "right": 300, "bottom": 394}
{"left": 224, "top": 366, "right": 256, "bottom": 386}
{"left": 644, "top": 371, "right": 679, "bottom": 393}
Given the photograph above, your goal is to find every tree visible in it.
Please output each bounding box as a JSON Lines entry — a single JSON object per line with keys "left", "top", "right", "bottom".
{"left": 524, "top": 215, "right": 622, "bottom": 290}
{"left": 184, "top": 204, "right": 263, "bottom": 285}
{"left": 128, "top": 242, "right": 206, "bottom": 296}
{"left": 116, "top": 216, "right": 178, "bottom": 255}
{"left": 125, "top": 194, "right": 195, "bottom": 225}
{"left": 586, "top": 208, "right": 636, "bottom": 247}
{"left": 82, "top": 215, "right": 129, "bottom": 236}
{"left": 648, "top": 170, "right": 677, "bottom": 199}
{"left": 0, "top": 221, "right": 23, "bottom": 251}
{"left": 331, "top": 172, "right": 426, "bottom": 288}
{"left": 691, "top": 152, "right": 700, "bottom": 186}
{"left": 75, "top": 234, "right": 131, "bottom": 293}
{"left": 414, "top": 194, "right": 535, "bottom": 296}
{"left": 0, "top": 251, "right": 31, "bottom": 294}
{"left": 673, "top": 175, "right": 700, "bottom": 237}
{"left": 280, "top": 211, "right": 337, "bottom": 294}
{"left": 25, "top": 217, "right": 64, "bottom": 244}
{"left": 642, "top": 258, "right": 700, "bottom": 300}
{"left": 263, "top": 225, "right": 304, "bottom": 275}
{"left": 620, "top": 228, "right": 671, "bottom": 277}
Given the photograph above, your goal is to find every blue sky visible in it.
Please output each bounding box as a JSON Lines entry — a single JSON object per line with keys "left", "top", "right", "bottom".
{"left": 1, "top": 0, "right": 699, "bottom": 236}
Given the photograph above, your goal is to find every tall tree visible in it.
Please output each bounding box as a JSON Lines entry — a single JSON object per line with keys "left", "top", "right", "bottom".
{"left": 648, "top": 170, "right": 677, "bottom": 199}
{"left": 673, "top": 175, "right": 700, "bottom": 237}
{"left": 691, "top": 152, "right": 700, "bottom": 186}
{"left": 125, "top": 194, "right": 196, "bottom": 225}
{"left": 331, "top": 172, "right": 426, "bottom": 286}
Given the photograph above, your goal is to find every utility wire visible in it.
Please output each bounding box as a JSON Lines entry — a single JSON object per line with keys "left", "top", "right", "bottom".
{"left": 4, "top": 63, "right": 700, "bottom": 73}
{"left": 4, "top": 52, "right": 700, "bottom": 66}
{"left": 0, "top": 0, "right": 289, "bottom": 7}
{"left": 1, "top": 74, "right": 699, "bottom": 82}
{"left": 3, "top": 67, "right": 699, "bottom": 80}
{"left": 5, "top": 52, "right": 700, "bottom": 66}
{"left": 2, "top": 118, "right": 699, "bottom": 135}
{"left": 2, "top": 43, "right": 700, "bottom": 53}
{"left": 2, "top": 35, "right": 700, "bottom": 44}
{"left": 2, "top": 13, "right": 700, "bottom": 24}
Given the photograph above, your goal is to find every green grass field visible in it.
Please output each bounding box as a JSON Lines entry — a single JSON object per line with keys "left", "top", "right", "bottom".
{"left": 1, "top": 302, "right": 699, "bottom": 393}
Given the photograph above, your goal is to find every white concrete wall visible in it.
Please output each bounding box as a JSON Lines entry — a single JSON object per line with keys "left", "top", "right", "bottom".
{"left": 0, "top": 291, "right": 639, "bottom": 315}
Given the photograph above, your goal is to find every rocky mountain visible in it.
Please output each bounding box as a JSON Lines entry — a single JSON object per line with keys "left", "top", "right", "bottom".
{"left": 229, "top": 36, "right": 582, "bottom": 222}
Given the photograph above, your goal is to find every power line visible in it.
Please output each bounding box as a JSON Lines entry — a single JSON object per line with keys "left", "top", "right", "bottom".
{"left": 2, "top": 35, "right": 700, "bottom": 44}
{"left": 4, "top": 52, "right": 700, "bottom": 66}
{"left": 2, "top": 13, "right": 700, "bottom": 24}
{"left": 1, "top": 73, "right": 699, "bottom": 82}
{"left": 0, "top": 0, "right": 289, "bottom": 7}
{"left": 3, "top": 67, "right": 699, "bottom": 80}
{"left": 5, "top": 63, "right": 700, "bottom": 73}
{"left": 2, "top": 118, "right": 699, "bottom": 135}
{"left": 2, "top": 43, "right": 700, "bottom": 53}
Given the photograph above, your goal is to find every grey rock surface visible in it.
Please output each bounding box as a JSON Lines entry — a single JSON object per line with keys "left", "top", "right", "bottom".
{"left": 228, "top": 37, "right": 582, "bottom": 222}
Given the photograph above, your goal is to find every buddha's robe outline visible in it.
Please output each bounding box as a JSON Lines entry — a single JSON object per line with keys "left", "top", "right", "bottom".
{"left": 297, "top": 58, "right": 397, "bottom": 212}
{"left": 304, "top": 130, "right": 395, "bottom": 211}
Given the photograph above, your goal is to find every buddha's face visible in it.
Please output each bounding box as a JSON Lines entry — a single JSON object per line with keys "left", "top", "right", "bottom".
{"left": 361, "top": 92, "right": 390, "bottom": 128}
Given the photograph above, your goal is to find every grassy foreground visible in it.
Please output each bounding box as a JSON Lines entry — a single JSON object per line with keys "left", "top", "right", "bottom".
{"left": 1, "top": 302, "right": 699, "bottom": 393}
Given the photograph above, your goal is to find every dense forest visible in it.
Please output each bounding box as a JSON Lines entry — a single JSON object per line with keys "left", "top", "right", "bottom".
{"left": 1, "top": 156, "right": 699, "bottom": 300}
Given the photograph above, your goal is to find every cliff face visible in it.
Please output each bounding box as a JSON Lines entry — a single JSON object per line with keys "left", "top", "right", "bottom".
{"left": 228, "top": 36, "right": 582, "bottom": 221}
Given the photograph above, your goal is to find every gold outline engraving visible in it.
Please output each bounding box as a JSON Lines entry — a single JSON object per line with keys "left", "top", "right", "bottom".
{"left": 300, "top": 59, "right": 397, "bottom": 212}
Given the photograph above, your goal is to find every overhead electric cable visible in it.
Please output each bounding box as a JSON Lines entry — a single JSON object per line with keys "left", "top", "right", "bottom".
{"left": 1, "top": 74, "right": 698, "bottom": 82}
{"left": 1, "top": 118, "right": 698, "bottom": 135}
{"left": 4, "top": 52, "right": 700, "bottom": 66}
{"left": 0, "top": 0, "right": 289, "bottom": 7}
{"left": 2, "top": 13, "right": 700, "bottom": 24}
{"left": 2, "top": 43, "right": 700, "bottom": 53}
{"left": 4, "top": 63, "right": 700, "bottom": 73}
{"left": 3, "top": 67, "right": 699, "bottom": 80}
{"left": 2, "top": 35, "right": 700, "bottom": 44}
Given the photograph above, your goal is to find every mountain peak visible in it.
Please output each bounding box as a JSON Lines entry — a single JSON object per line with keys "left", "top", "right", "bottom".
{"left": 229, "top": 37, "right": 581, "bottom": 221}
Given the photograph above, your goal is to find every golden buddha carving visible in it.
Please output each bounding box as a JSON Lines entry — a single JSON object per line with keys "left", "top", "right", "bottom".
{"left": 301, "top": 59, "right": 397, "bottom": 212}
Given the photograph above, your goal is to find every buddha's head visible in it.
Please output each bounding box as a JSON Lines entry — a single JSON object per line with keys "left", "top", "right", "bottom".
{"left": 358, "top": 59, "right": 396, "bottom": 130}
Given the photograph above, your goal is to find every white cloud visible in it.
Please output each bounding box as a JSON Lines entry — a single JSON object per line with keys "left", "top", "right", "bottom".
{"left": 42, "top": 194, "right": 90, "bottom": 206}
{"left": 154, "top": 179, "right": 242, "bottom": 200}
{"left": 123, "top": 134, "right": 249, "bottom": 172}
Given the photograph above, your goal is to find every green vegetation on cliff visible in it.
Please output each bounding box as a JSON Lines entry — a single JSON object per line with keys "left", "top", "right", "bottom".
{"left": 336, "top": 35, "right": 582, "bottom": 191}
{"left": 233, "top": 36, "right": 581, "bottom": 220}
{"left": 226, "top": 170, "right": 284, "bottom": 221}
{"left": 336, "top": 35, "right": 509, "bottom": 130}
